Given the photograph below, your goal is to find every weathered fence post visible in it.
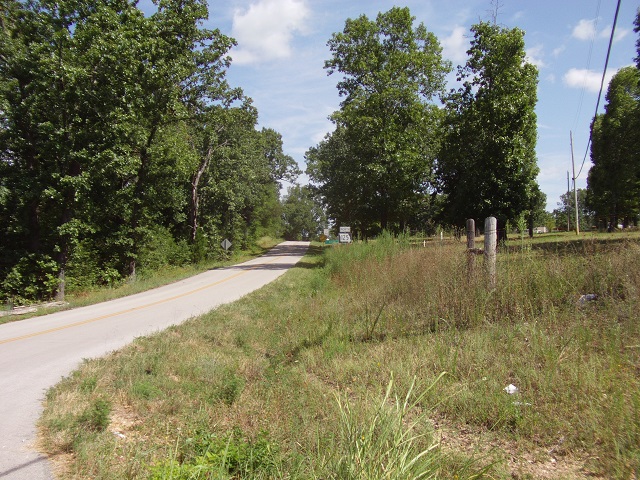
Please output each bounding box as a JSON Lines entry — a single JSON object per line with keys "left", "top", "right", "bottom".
{"left": 484, "top": 217, "right": 497, "bottom": 290}
{"left": 466, "top": 219, "right": 475, "bottom": 278}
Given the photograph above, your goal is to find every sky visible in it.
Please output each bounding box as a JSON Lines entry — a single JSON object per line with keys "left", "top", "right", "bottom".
{"left": 151, "top": 0, "right": 639, "bottom": 212}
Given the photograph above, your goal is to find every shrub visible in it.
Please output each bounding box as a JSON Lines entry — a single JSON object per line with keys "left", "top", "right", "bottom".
{"left": 1, "top": 253, "right": 59, "bottom": 303}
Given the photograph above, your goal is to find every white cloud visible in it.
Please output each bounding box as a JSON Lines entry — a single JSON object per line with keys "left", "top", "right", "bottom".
{"left": 572, "top": 18, "right": 597, "bottom": 40}
{"left": 552, "top": 45, "right": 565, "bottom": 58}
{"left": 571, "top": 18, "right": 624, "bottom": 42}
{"left": 526, "top": 45, "right": 545, "bottom": 68}
{"left": 441, "top": 26, "right": 469, "bottom": 64}
{"left": 511, "top": 11, "right": 525, "bottom": 22}
{"left": 563, "top": 68, "right": 618, "bottom": 93}
{"left": 231, "top": 0, "right": 310, "bottom": 65}
{"left": 613, "top": 28, "right": 630, "bottom": 43}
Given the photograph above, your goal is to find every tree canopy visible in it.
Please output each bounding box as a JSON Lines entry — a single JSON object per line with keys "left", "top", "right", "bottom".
{"left": 0, "top": 0, "right": 298, "bottom": 302}
{"left": 586, "top": 65, "right": 640, "bottom": 228}
{"left": 307, "top": 7, "right": 450, "bottom": 235}
{"left": 436, "top": 22, "right": 540, "bottom": 233}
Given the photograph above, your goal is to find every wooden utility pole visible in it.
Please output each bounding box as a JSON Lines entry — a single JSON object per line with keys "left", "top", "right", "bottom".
{"left": 466, "top": 219, "right": 476, "bottom": 276}
{"left": 570, "top": 131, "right": 580, "bottom": 235}
{"left": 566, "top": 171, "right": 571, "bottom": 232}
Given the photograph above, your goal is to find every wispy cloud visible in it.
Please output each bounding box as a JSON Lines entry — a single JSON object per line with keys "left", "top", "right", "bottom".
{"left": 230, "top": 0, "right": 310, "bottom": 65}
{"left": 571, "top": 18, "right": 620, "bottom": 41}
{"left": 572, "top": 18, "right": 599, "bottom": 40}
{"left": 441, "top": 26, "right": 469, "bottom": 64}
{"left": 552, "top": 45, "right": 566, "bottom": 57}
{"left": 563, "top": 68, "right": 618, "bottom": 93}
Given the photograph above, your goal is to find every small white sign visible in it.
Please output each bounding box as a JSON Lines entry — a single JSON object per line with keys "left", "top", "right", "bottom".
{"left": 339, "top": 233, "right": 351, "bottom": 243}
{"left": 339, "top": 226, "right": 351, "bottom": 233}
{"left": 221, "top": 238, "right": 232, "bottom": 251}
{"left": 323, "top": 229, "right": 330, "bottom": 236}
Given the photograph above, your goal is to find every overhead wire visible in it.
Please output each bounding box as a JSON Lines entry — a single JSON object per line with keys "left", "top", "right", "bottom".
{"left": 571, "top": 0, "right": 602, "bottom": 132}
{"left": 576, "top": 0, "right": 622, "bottom": 180}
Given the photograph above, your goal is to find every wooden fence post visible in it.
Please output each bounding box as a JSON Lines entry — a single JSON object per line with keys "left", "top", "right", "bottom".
{"left": 466, "top": 219, "right": 475, "bottom": 278}
{"left": 484, "top": 217, "right": 497, "bottom": 290}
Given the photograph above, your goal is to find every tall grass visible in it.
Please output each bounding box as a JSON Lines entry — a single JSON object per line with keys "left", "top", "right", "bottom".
{"left": 39, "top": 235, "right": 640, "bottom": 479}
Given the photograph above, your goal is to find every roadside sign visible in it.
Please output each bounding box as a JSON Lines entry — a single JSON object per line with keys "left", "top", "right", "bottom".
{"left": 339, "top": 226, "right": 351, "bottom": 233}
{"left": 323, "top": 228, "right": 330, "bottom": 236}
{"left": 339, "top": 233, "right": 351, "bottom": 243}
{"left": 221, "top": 238, "right": 232, "bottom": 251}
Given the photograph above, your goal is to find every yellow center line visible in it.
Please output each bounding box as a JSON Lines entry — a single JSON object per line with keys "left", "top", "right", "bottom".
{"left": 0, "top": 255, "right": 284, "bottom": 345}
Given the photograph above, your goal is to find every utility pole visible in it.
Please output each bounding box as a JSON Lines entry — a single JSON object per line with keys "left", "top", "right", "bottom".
{"left": 570, "top": 131, "right": 579, "bottom": 235}
{"left": 566, "top": 171, "right": 571, "bottom": 232}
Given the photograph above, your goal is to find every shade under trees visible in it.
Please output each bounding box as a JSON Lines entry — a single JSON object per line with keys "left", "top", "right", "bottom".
{"left": 306, "top": 7, "right": 450, "bottom": 236}
{"left": 436, "top": 22, "right": 540, "bottom": 235}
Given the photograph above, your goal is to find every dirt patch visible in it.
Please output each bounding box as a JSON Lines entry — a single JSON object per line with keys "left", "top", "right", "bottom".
{"left": 431, "top": 414, "right": 603, "bottom": 479}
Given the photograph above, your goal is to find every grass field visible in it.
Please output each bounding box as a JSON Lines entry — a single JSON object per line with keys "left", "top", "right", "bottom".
{"left": 38, "top": 232, "right": 640, "bottom": 479}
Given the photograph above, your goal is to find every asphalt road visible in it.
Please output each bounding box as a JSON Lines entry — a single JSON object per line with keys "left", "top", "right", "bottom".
{"left": 0, "top": 241, "right": 309, "bottom": 479}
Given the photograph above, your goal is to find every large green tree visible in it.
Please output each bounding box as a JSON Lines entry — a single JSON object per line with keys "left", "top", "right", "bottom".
{"left": 281, "top": 185, "right": 326, "bottom": 241}
{"left": 437, "top": 22, "right": 539, "bottom": 235}
{"left": 307, "top": 7, "right": 450, "bottom": 235}
{"left": 553, "top": 188, "right": 594, "bottom": 232}
{"left": 0, "top": 0, "right": 295, "bottom": 302}
{"left": 586, "top": 66, "right": 640, "bottom": 228}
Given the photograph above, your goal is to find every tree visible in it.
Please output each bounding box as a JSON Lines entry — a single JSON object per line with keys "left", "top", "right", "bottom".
{"left": 635, "top": 9, "right": 640, "bottom": 71}
{"left": 553, "top": 189, "right": 594, "bottom": 232}
{"left": 0, "top": 0, "right": 296, "bottom": 302}
{"left": 437, "top": 22, "right": 539, "bottom": 237}
{"left": 308, "top": 7, "right": 450, "bottom": 235}
{"left": 281, "top": 185, "right": 326, "bottom": 241}
{"left": 527, "top": 185, "right": 548, "bottom": 237}
{"left": 586, "top": 66, "right": 640, "bottom": 229}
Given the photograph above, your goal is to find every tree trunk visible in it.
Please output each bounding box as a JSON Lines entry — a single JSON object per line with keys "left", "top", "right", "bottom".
{"left": 189, "top": 146, "right": 213, "bottom": 243}
{"left": 128, "top": 129, "right": 156, "bottom": 278}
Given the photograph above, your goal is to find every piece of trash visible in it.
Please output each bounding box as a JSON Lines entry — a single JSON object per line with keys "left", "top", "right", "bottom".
{"left": 112, "top": 431, "right": 126, "bottom": 439}
{"left": 577, "top": 294, "right": 598, "bottom": 306}
{"left": 504, "top": 384, "right": 518, "bottom": 394}
{"left": 512, "top": 401, "right": 532, "bottom": 406}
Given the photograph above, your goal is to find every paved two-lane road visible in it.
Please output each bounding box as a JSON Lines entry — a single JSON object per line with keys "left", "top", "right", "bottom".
{"left": 0, "top": 241, "right": 309, "bottom": 479}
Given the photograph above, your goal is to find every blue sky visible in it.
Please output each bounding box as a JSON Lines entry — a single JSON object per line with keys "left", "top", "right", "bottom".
{"left": 170, "top": 0, "right": 638, "bottom": 212}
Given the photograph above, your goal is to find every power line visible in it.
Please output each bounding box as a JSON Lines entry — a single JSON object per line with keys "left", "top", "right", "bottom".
{"left": 572, "top": 0, "right": 602, "bottom": 132}
{"left": 576, "top": 0, "right": 622, "bottom": 180}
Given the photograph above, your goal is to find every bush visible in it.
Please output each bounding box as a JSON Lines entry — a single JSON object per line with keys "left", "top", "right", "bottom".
{"left": 1, "top": 253, "right": 59, "bottom": 303}
{"left": 150, "top": 429, "right": 278, "bottom": 479}
{"left": 138, "top": 226, "right": 191, "bottom": 274}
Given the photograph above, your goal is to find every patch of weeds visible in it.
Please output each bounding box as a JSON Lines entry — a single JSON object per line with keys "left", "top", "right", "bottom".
{"left": 150, "top": 429, "right": 278, "bottom": 479}
{"left": 132, "top": 380, "right": 163, "bottom": 400}
{"left": 79, "top": 398, "right": 111, "bottom": 432}
{"left": 79, "top": 377, "right": 98, "bottom": 393}
{"left": 215, "top": 371, "right": 244, "bottom": 406}
{"left": 313, "top": 374, "right": 493, "bottom": 479}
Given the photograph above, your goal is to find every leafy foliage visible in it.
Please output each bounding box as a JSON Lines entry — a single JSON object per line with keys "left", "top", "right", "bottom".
{"left": 0, "top": 0, "right": 297, "bottom": 301}
{"left": 150, "top": 429, "right": 278, "bottom": 480}
{"left": 587, "top": 66, "right": 640, "bottom": 229}
{"left": 307, "top": 7, "right": 450, "bottom": 236}
{"left": 282, "top": 185, "right": 326, "bottom": 240}
{"left": 437, "top": 22, "right": 539, "bottom": 231}
{"left": 553, "top": 188, "right": 595, "bottom": 232}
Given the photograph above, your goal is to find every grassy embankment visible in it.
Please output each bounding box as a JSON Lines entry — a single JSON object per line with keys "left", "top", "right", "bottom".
{"left": 39, "top": 232, "right": 640, "bottom": 479}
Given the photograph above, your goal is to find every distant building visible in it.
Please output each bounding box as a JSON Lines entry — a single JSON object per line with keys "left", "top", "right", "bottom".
{"left": 533, "top": 226, "right": 548, "bottom": 234}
